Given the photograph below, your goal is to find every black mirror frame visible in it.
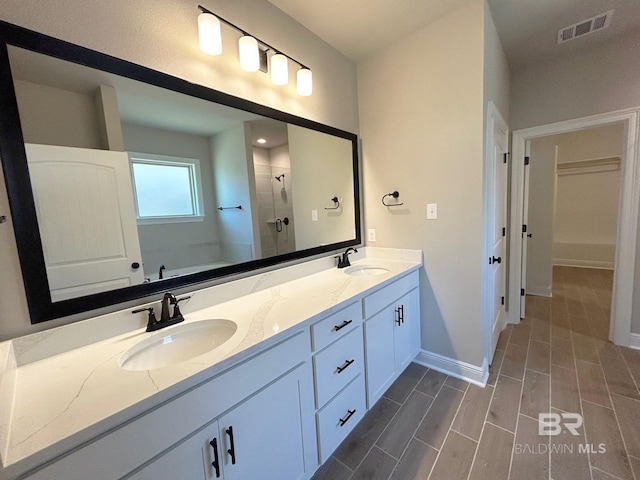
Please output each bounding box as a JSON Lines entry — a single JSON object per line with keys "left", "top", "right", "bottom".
{"left": 0, "top": 21, "right": 361, "bottom": 324}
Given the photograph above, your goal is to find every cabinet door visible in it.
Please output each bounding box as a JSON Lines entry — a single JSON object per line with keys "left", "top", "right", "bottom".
{"left": 394, "top": 288, "right": 421, "bottom": 370}
{"left": 126, "top": 422, "right": 220, "bottom": 480}
{"left": 219, "top": 364, "right": 313, "bottom": 480}
{"left": 364, "top": 303, "right": 396, "bottom": 406}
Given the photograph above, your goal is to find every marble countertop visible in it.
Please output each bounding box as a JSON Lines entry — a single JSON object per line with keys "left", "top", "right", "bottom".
{"left": 0, "top": 248, "right": 421, "bottom": 479}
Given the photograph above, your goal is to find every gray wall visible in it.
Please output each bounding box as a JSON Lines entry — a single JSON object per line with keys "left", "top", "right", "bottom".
{"left": 0, "top": 0, "right": 359, "bottom": 340}
{"left": 358, "top": 0, "right": 509, "bottom": 367}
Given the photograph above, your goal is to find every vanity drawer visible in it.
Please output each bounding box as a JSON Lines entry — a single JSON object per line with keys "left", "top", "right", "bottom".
{"left": 316, "top": 375, "right": 366, "bottom": 463}
{"left": 314, "top": 327, "right": 364, "bottom": 407}
{"left": 363, "top": 270, "right": 419, "bottom": 317}
{"left": 311, "top": 301, "right": 362, "bottom": 352}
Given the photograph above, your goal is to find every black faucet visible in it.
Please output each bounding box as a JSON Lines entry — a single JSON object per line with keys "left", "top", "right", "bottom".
{"left": 132, "top": 292, "right": 191, "bottom": 332}
{"left": 336, "top": 247, "right": 358, "bottom": 268}
{"left": 158, "top": 264, "right": 166, "bottom": 280}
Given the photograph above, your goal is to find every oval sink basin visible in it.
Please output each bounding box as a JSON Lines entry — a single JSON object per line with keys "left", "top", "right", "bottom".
{"left": 344, "top": 265, "right": 390, "bottom": 276}
{"left": 120, "top": 319, "right": 237, "bottom": 371}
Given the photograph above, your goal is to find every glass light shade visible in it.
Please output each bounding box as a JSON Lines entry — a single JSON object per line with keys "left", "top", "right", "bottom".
{"left": 296, "top": 68, "right": 313, "bottom": 96}
{"left": 270, "top": 53, "right": 288, "bottom": 85}
{"left": 238, "top": 35, "right": 259, "bottom": 72}
{"left": 197, "top": 13, "right": 222, "bottom": 56}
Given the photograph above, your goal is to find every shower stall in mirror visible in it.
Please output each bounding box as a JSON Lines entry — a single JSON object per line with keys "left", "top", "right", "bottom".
{"left": 252, "top": 120, "right": 296, "bottom": 258}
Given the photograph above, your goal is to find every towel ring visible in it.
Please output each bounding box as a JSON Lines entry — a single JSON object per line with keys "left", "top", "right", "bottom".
{"left": 324, "top": 196, "right": 340, "bottom": 210}
{"left": 382, "top": 191, "right": 403, "bottom": 207}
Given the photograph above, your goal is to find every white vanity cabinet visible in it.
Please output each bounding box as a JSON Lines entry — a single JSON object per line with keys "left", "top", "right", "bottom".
{"left": 364, "top": 271, "right": 420, "bottom": 406}
{"left": 128, "top": 363, "right": 312, "bottom": 480}
{"left": 310, "top": 301, "right": 366, "bottom": 463}
{"left": 25, "top": 331, "right": 317, "bottom": 480}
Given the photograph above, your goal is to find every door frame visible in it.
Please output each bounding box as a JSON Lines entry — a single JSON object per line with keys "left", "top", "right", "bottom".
{"left": 482, "top": 101, "right": 509, "bottom": 367}
{"left": 508, "top": 107, "right": 640, "bottom": 347}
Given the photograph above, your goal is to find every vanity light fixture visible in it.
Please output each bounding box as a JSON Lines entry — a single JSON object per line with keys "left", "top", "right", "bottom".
{"left": 197, "top": 5, "right": 312, "bottom": 95}
{"left": 197, "top": 12, "right": 222, "bottom": 55}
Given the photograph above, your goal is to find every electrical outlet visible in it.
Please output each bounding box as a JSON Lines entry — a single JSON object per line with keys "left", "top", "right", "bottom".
{"left": 368, "top": 228, "right": 376, "bottom": 242}
{"left": 426, "top": 203, "right": 438, "bottom": 220}
{"left": 311, "top": 210, "right": 318, "bottom": 221}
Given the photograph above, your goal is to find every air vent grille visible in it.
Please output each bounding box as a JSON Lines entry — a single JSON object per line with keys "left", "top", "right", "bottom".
{"left": 557, "top": 9, "right": 614, "bottom": 44}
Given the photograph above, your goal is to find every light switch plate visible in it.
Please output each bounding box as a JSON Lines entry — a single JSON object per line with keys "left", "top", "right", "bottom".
{"left": 312, "top": 210, "right": 318, "bottom": 221}
{"left": 426, "top": 203, "right": 438, "bottom": 220}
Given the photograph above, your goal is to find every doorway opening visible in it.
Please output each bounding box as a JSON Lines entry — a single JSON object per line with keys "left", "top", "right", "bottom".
{"left": 526, "top": 123, "right": 624, "bottom": 338}
{"left": 509, "top": 108, "right": 640, "bottom": 348}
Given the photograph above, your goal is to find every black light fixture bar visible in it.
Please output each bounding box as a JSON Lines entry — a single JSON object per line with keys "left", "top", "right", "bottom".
{"left": 197, "top": 5, "right": 309, "bottom": 69}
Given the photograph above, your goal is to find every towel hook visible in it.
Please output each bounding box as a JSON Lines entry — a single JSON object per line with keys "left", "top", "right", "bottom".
{"left": 382, "top": 191, "right": 403, "bottom": 207}
{"left": 324, "top": 196, "right": 340, "bottom": 210}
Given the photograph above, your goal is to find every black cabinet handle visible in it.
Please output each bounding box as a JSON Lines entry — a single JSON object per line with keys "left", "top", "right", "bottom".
{"left": 395, "top": 304, "right": 404, "bottom": 326}
{"left": 225, "top": 426, "right": 236, "bottom": 465}
{"left": 339, "top": 409, "right": 356, "bottom": 427}
{"left": 336, "top": 359, "right": 355, "bottom": 373}
{"left": 490, "top": 256, "right": 502, "bottom": 264}
{"left": 209, "top": 438, "right": 221, "bottom": 478}
{"left": 333, "top": 319, "right": 353, "bottom": 332}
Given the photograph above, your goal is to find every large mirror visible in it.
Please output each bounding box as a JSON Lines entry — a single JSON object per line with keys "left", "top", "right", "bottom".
{"left": 0, "top": 21, "right": 360, "bottom": 324}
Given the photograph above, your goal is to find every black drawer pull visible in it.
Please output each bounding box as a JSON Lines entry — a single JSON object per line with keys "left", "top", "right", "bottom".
{"left": 336, "top": 359, "right": 355, "bottom": 373}
{"left": 209, "top": 438, "right": 221, "bottom": 478}
{"left": 333, "top": 319, "right": 353, "bottom": 332}
{"left": 226, "top": 426, "right": 236, "bottom": 465}
{"left": 339, "top": 409, "right": 356, "bottom": 427}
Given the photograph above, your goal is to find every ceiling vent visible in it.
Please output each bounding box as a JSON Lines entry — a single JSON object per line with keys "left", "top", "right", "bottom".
{"left": 557, "top": 9, "right": 614, "bottom": 44}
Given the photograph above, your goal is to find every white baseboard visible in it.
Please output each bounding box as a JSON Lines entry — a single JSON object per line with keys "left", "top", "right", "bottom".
{"left": 629, "top": 333, "right": 640, "bottom": 350}
{"left": 526, "top": 286, "right": 552, "bottom": 297}
{"left": 415, "top": 350, "right": 487, "bottom": 387}
{"left": 553, "top": 259, "right": 614, "bottom": 270}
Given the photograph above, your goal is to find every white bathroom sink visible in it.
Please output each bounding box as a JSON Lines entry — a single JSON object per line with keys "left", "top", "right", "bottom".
{"left": 344, "top": 265, "right": 390, "bottom": 276}
{"left": 119, "top": 319, "right": 237, "bottom": 371}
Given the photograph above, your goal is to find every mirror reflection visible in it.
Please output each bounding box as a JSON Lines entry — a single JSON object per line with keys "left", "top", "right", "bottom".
{"left": 8, "top": 46, "right": 356, "bottom": 302}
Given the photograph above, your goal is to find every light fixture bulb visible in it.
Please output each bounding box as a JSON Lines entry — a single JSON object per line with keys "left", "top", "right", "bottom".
{"left": 257, "top": 138, "right": 266, "bottom": 144}
{"left": 296, "top": 68, "right": 313, "bottom": 96}
{"left": 270, "top": 53, "right": 288, "bottom": 86}
{"left": 238, "top": 35, "right": 259, "bottom": 72}
{"left": 197, "top": 13, "right": 222, "bottom": 56}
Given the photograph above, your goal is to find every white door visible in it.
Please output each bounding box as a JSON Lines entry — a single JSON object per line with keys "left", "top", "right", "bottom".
{"left": 520, "top": 141, "right": 532, "bottom": 318}
{"left": 490, "top": 119, "right": 509, "bottom": 355}
{"left": 393, "top": 289, "right": 420, "bottom": 371}
{"left": 25, "top": 143, "right": 144, "bottom": 301}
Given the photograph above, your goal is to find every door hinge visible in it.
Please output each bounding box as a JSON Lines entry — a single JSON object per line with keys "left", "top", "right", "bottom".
{"left": 521, "top": 288, "right": 525, "bottom": 296}
{"left": 503, "top": 152, "right": 509, "bottom": 164}
{"left": 502, "top": 227, "right": 506, "bottom": 237}
{"left": 522, "top": 224, "right": 527, "bottom": 233}
{"left": 524, "top": 156, "right": 530, "bottom": 166}
{"left": 501, "top": 296, "right": 505, "bottom": 305}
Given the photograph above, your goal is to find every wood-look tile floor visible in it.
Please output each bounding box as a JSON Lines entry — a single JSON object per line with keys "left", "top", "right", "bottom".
{"left": 311, "top": 266, "right": 640, "bottom": 480}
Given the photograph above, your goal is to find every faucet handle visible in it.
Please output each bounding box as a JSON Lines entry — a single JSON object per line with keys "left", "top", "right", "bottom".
{"left": 171, "top": 296, "right": 191, "bottom": 319}
{"left": 132, "top": 307, "right": 158, "bottom": 331}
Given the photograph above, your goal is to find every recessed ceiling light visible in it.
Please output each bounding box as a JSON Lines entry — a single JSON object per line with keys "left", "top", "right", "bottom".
{"left": 257, "top": 138, "right": 266, "bottom": 144}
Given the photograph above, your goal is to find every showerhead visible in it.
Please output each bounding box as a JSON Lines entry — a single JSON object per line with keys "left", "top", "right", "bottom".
{"left": 275, "top": 174, "right": 285, "bottom": 182}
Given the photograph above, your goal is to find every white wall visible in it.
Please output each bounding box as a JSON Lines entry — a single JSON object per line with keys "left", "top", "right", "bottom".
{"left": 121, "top": 122, "right": 221, "bottom": 275}
{"left": 553, "top": 124, "right": 623, "bottom": 269}
{"left": 510, "top": 36, "right": 640, "bottom": 333}
{"left": 0, "top": 0, "right": 358, "bottom": 340}
{"left": 211, "top": 123, "right": 258, "bottom": 263}
{"left": 358, "top": 0, "right": 487, "bottom": 367}
{"left": 13, "top": 80, "right": 103, "bottom": 149}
